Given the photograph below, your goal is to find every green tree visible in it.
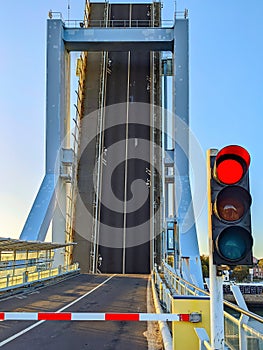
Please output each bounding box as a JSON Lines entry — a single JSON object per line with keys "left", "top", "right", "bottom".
{"left": 231, "top": 266, "right": 249, "bottom": 282}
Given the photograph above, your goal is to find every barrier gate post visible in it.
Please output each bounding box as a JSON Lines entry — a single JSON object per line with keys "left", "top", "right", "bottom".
{"left": 172, "top": 295, "right": 210, "bottom": 349}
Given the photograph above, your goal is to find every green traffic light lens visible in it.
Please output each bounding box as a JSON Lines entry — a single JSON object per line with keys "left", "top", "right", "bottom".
{"left": 216, "top": 226, "right": 253, "bottom": 262}
{"left": 214, "top": 186, "right": 252, "bottom": 222}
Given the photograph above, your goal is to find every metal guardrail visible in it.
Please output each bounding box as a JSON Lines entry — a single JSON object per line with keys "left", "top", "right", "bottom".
{"left": 48, "top": 11, "right": 63, "bottom": 20}
{"left": 48, "top": 12, "right": 175, "bottom": 28}
{"left": 64, "top": 50, "right": 87, "bottom": 266}
{"left": 63, "top": 19, "right": 174, "bottom": 28}
{"left": 0, "top": 263, "right": 79, "bottom": 291}
{"left": 91, "top": 50, "right": 108, "bottom": 274}
{"left": 154, "top": 261, "right": 263, "bottom": 350}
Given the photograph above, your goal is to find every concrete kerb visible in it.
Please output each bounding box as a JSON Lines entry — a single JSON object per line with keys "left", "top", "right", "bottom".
{"left": 151, "top": 273, "right": 173, "bottom": 350}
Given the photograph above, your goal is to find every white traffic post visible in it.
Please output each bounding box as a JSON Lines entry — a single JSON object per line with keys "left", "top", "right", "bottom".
{"left": 207, "top": 149, "right": 225, "bottom": 350}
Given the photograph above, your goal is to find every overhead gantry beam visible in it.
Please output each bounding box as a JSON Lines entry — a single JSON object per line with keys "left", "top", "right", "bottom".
{"left": 63, "top": 23, "right": 174, "bottom": 52}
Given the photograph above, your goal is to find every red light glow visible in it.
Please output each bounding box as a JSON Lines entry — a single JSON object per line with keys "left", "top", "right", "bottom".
{"left": 217, "top": 159, "right": 244, "bottom": 184}
{"left": 215, "top": 145, "right": 250, "bottom": 184}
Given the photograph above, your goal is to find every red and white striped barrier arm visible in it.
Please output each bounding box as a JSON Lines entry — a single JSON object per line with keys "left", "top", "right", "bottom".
{"left": 0, "top": 312, "right": 201, "bottom": 322}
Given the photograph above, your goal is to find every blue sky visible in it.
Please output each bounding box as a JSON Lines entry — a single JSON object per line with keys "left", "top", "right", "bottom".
{"left": 0, "top": 0, "right": 262, "bottom": 257}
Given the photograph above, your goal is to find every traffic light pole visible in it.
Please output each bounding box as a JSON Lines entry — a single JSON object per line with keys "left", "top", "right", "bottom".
{"left": 207, "top": 149, "right": 225, "bottom": 350}
{"left": 207, "top": 144, "right": 253, "bottom": 349}
{"left": 209, "top": 251, "right": 225, "bottom": 349}
{"left": 209, "top": 266, "right": 225, "bottom": 349}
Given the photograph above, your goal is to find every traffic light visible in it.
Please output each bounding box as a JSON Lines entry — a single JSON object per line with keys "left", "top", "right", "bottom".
{"left": 207, "top": 145, "right": 253, "bottom": 267}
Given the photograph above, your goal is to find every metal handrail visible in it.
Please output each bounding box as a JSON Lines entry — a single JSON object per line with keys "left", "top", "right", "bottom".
{"left": 224, "top": 311, "right": 263, "bottom": 341}
{"left": 224, "top": 299, "right": 263, "bottom": 324}
{"left": 48, "top": 9, "right": 188, "bottom": 23}
{"left": 48, "top": 11, "right": 63, "bottom": 20}
{"left": 162, "top": 261, "right": 263, "bottom": 324}
{"left": 63, "top": 51, "right": 87, "bottom": 265}
{"left": 156, "top": 263, "right": 263, "bottom": 349}
{"left": 64, "top": 19, "right": 174, "bottom": 28}
{"left": 163, "top": 261, "right": 209, "bottom": 296}
{"left": 90, "top": 3, "right": 109, "bottom": 273}
{"left": 51, "top": 17, "right": 174, "bottom": 28}
{"left": 0, "top": 263, "right": 79, "bottom": 291}
{"left": 175, "top": 10, "right": 189, "bottom": 19}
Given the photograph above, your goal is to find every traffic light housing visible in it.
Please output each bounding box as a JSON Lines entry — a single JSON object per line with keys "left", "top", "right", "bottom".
{"left": 207, "top": 145, "right": 253, "bottom": 267}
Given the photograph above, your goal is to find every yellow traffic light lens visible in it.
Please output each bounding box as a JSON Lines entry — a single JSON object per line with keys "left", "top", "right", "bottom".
{"left": 216, "top": 226, "right": 253, "bottom": 262}
{"left": 214, "top": 186, "right": 252, "bottom": 222}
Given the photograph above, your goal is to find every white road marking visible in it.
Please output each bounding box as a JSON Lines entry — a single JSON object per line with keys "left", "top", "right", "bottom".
{"left": 0, "top": 274, "right": 116, "bottom": 347}
{"left": 122, "top": 49, "right": 131, "bottom": 274}
{"left": 145, "top": 276, "right": 155, "bottom": 350}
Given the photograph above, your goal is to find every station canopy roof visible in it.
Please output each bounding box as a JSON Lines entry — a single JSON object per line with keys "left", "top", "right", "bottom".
{"left": 0, "top": 237, "right": 75, "bottom": 252}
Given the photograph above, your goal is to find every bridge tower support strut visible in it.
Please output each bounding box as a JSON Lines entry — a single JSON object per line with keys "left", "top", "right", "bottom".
{"left": 173, "top": 19, "right": 203, "bottom": 288}
{"left": 20, "top": 19, "right": 71, "bottom": 267}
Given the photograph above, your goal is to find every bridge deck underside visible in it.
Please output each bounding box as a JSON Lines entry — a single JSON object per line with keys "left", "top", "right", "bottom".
{"left": 73, "top": 3, "right": 160, "bottom": 274}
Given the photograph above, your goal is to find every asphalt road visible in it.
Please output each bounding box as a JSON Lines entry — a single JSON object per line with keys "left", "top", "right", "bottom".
{"left": 98, "top": 3, "right": 151, "bottom": 274}
{"left": 0, "top": 274, "right": 150, "bottom": 349}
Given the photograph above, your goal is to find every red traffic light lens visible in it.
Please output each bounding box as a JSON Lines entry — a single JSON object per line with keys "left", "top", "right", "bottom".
{"left": 215, "top": 145, "right": 250, "bottom": 184}
{"left": 216, "top": 226, "right": 253, "bottom": 262}
{"left": 217, "top": 159, "right": 243, "bottom": 184}
{"left": 214, "top": 186, "right": 252, "bottom": 222}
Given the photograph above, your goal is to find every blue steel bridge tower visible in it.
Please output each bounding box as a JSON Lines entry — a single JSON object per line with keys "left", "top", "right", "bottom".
{"left": 20, "top": 1, "right": 203, "bottom": 288}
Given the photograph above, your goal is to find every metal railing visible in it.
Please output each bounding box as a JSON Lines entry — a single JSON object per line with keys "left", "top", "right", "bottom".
{"left": 90, "top": 3, "right": 109, "bottom": 274}
{"left": 154, "top": 261, "right": 263, "bottom": 349}
{"left": 0, "top": 263, "right": 79, "bottom": 292}
{"left": 48, "top": 12, "right": 174, "bottom": 28}
{"left": 63, "top": 19, "right": 173, "bottom": 28}
{"left": 63, "top": 51, "right": 88, "bottom": 266}
{"left": 48, "top": 8, "right": 188, "bottom": 24}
